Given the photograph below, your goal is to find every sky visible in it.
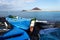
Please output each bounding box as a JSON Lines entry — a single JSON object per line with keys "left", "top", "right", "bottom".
{"left": 0, "top": 0, "right": 60, "bottom": 11}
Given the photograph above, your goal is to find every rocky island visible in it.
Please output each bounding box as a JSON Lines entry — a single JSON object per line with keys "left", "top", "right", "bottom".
{"left": 27, "top": 7, "right": 42, "bottom": 12}
{"left": 32, "top": 7, "right": 41, "bottom": 10}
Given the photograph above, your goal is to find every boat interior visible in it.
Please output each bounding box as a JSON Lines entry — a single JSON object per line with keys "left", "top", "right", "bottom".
{"left": 0, "top": 17, "right": 60, "bottom": 40}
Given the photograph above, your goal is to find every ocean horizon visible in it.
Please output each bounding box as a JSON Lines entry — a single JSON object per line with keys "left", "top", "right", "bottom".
{"left": 0, "top": 11, "right": 60, "bottom": 22}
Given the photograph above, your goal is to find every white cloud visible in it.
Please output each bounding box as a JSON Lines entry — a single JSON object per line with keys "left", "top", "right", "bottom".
{"left": 0, "top": 0, "right": 60, "bottom": 11}
{"left": 24, "top": 0, "right": 35, "bottom": 3}
{"left": 0, "top": 0, "right": 14, "bottom": 11}
{"left": 0, "top": 0, "right": 36, "bottom": 5}
{"left": 0, "top": 0, "right": 35, "bottom": 10}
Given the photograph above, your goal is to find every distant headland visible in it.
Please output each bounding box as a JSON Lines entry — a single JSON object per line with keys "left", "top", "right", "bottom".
{"left": 22, "top": 7, "right": 41, "bottom": 12}
{"left": 32, "top": 7, "right": 41, "bottom": 10}
{"left": 22, "top": 10, "right": 27, "bottom": 12}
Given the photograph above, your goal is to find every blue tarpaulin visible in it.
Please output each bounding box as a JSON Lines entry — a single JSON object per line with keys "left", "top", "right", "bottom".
{"left": 0, "top": 27, "right": 30, "bottom": 40}
{"left": 5, "top": 17, "right": 60, "bottom": 40}
{"left": 6, "top": 17, "right": 31, "bottom": 30}
{"left": 40, "top": 28, "right": 60, "bottom": 40}
{"left": 0, "top": 17, "right": 30, "bottom": 40}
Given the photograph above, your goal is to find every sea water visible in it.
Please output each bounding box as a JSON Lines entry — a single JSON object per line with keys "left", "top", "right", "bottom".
{"left": 0, "top": 11, "right": 60, "bottom": 22}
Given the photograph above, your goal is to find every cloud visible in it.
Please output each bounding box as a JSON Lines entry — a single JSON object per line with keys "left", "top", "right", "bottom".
{"left": 0, "top": 0, "right": 14, "bottom": 11}
{"left": 0, "top": 0, "right": 59, "bottom": 11}
{"left": 0, "top": 0, "right": 36, "bottom": 5}
{"left": 0, "top": 0, "right": 36, "bottom": 11}
{"left": 0, "top": 0, "right": 18, "bottom": 11}
{"left": 24, "top": 0, "right": 36, "bottom": 3}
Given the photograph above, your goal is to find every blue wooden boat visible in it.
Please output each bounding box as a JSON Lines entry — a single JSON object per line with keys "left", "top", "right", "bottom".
{"left": 0, "top": 16, "right": 60, "bottom": 40}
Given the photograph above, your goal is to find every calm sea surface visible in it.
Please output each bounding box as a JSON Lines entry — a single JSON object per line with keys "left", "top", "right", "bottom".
{"left": 0, "top": 11, "right": 60, "bottom": 22}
